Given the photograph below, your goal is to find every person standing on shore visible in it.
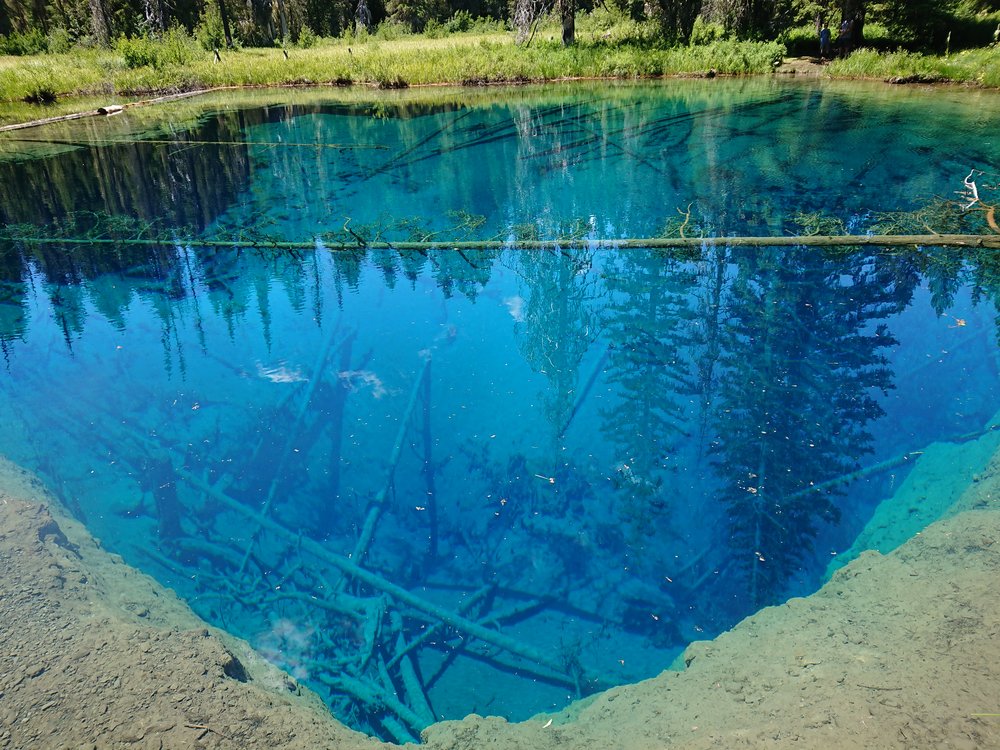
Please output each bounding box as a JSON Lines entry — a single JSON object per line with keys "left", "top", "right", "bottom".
{"left": 838, "top": 17, "right": 855, "bottom": 58}
{"left": 819, "top": 22, "right": 832, "bottom": 59}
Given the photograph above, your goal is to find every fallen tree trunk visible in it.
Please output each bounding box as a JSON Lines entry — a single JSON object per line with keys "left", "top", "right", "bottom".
{"left": 5, "top": 232, "right": 1000, "bottom": 251}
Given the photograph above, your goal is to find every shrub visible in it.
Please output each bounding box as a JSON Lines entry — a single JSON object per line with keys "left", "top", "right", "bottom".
{"left": 689, "top": 17, "right": 727, "bottom": 46}
{"left": 444, "top": 9, "right": 473, "bottom": 32}
{"left": 23, "top": 85, "right": 57, "bottom": 104}
{"left": 297, "top": 25, "right": 319, "bottom": 48}
{"left": 423, "top": 18, "right": 446, "bottom": 38}
{"left": 195, "top": 4, "right": 228, "bottom": 51}
{"left": 18, "top": 68, "right": 59, "bottom": 103}
{"left": 0, "top": 28, "right": 49, "bottom": 55}
{"left": 115, "top": 36, "right": 159, "bottom": 68}
{"left": 374, "top": 20, "right": 412, "bottom": 39}
{"left": 46, "top": 28, "right": 73, "bottom": 54}
{"left": 157, "top": 26, "right": 198, "bottom": 66}
{"left": 341, "top": 24, "right": 371, "bottom": 43}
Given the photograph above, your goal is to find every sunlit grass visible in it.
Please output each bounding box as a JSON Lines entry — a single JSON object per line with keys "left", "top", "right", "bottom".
{"left": 1, "top": 22, "right": 999, "bottom": 127}
{"left": 0, "top": 33, "right": 783, "bottom": 107}
{"left": 828, "top": 45, "right": 1000, "bottom": 87}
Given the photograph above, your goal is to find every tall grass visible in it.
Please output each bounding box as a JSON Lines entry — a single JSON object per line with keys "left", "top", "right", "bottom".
{"left": 0, "top": 30, "right": 785, "bottom": 105}
{"left": 0, "top": 16, "right": 998, "bottom": 117}
{"left": 828, "top": 45, "right": 1000, "bottom": 87}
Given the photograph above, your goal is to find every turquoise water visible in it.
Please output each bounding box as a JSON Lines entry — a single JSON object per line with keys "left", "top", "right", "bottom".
{"left": 1, "top": 80, "right": 999, "bottom": 742}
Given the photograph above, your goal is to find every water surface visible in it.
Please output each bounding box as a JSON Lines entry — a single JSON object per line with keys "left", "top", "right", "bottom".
{"left": 1, "top": 80, "right": 999, "bottom": 742}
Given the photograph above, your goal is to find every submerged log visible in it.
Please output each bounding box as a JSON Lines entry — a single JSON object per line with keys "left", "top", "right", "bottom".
{"left": 788, "top": 423, "right": 1000, "bottom": 502}
{"left": 390, "top": 610, "right": 435, "bottom": 726}
{"left": 177, "top": 469, "right": 579, "bottom": 684}
{"left": 351, "top": 355, "right": 432, "bottom": 565}
{"left": 558, "top": 344, "right": 610, "bottom": 439}
{"left": 315, "top": 671, "right": 424, "bottom": 743}
{"left": 238, "top": 325, "right": 353, "bottom": 573}
{"left": 421, "top": 359, "right": 438, "bottom": 566}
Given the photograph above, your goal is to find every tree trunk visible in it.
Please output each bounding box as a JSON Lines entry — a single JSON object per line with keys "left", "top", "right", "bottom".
{"left": 52, "top": 0, "right": 74, "bottom": 34}
{"left": 32, "top": 0, "right": 49, "bottom": 33}
{"left": 276, "top": 0, "right": 289, "bottom": 42}
{"left": 678, "top": 0, "right": 701, "bottom": 42}
{"left": 561, "top": 0, "right": 575, "bottom": 45}
{"left": 841, "top": 0, "right": 865, "bottom": 44}
{"left": 218, "top": 0, "right": 234, "bottom": 48}
{"left": 145, "top": 0, "right": 166, "bottom": 35}
{"left": 89, "top": 0, "right": 110, "bottom": 45}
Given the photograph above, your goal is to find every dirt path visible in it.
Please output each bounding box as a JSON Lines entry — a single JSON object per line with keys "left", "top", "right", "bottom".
{"left": 775, "top": 56, "right": 830, "bottom": 77}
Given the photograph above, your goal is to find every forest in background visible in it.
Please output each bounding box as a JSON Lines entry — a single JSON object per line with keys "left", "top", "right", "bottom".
{"left": 2, "top": 0, "right": 999, "bottom": 55}
{"left": 0, "top": 0, "right": 998, "bottom": 110}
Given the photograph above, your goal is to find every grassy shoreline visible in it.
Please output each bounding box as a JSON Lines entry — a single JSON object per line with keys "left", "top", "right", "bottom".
{"left": 0, "top": 30, "right": 998, "bottom": 127}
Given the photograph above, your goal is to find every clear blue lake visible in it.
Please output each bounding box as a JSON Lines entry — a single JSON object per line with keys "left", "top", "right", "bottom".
{"left": 0, "top": 79, "right": 998, "bottom": 742}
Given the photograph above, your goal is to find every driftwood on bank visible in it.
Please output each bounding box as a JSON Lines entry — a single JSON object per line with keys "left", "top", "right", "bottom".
{"left": 0, "top": 90, "right": 217, "bottom": 133}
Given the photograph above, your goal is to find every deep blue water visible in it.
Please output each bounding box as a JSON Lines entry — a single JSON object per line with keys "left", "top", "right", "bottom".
{"left": 1, "top": 80, "right": 999, "bottom": 742}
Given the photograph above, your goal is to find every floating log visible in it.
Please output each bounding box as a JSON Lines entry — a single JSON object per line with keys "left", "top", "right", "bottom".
{"left": 0, "top": 90, "right": 218, "bottom": 133}
{"left": 5, "top": 232, "right": 1000, "bottom": 251}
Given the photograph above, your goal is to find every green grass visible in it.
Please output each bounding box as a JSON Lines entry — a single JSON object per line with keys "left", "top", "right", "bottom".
{"left": 0, "top": 31, "right": 783, "bottom": 106}
{"left": 1, "top": 18, "right": 999, "bottom": 128}
{"left": 828, "top": 44, "right": 1000, "bottom": 87}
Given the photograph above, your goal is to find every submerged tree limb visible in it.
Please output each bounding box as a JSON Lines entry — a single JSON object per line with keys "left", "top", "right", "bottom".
{"left": 350, "top": 355, "right": 432, "bottom": 566}
{"left": 239, "top": 326, "right": 354, "bottom": 575}
{"left": 5, "top": 233, "right": 1000, "bottom": 251}
{"left": 176, "top": 468, "right": 580, "bottom": 685}
{"left": 315, "top": 670, "right": 424, "bottom": 743}
{"left": 788, "top": 423, "right": 1000, "bottom": 502}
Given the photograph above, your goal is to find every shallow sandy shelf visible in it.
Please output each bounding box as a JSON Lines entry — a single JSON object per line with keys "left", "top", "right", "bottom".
{"left": 1, "top": 450, "right": 999, "bottom": 749}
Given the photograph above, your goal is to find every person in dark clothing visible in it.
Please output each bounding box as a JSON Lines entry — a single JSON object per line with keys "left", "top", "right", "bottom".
{"left": 837, "top": 17, "right": 855, "bottom": 58}
{"left": 819, "top": 23, "right": 832, "bottom": 59}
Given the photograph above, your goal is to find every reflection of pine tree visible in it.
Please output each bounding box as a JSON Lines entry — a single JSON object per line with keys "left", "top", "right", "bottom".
{"left": 690, "top": 245, "right": 728, "bottom": 455}
{"left": 516, "top": 248, "right": 600, "bottom": 462}
{"left": 0, "top": 242, "right": 28, "bottom": 349}
{"left": 969, "top": 249, "right": 1000, "bottom": 347}
{"left": 600, "top": 249, "right": 696, "bottom": 529}
{"left": 709, "top": 247, "right": 905, "bottom": 608}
